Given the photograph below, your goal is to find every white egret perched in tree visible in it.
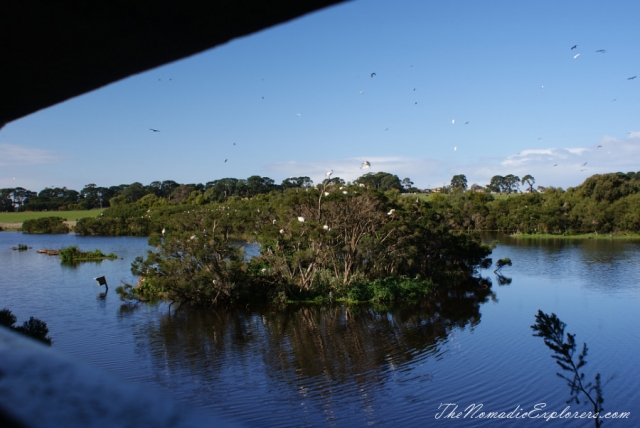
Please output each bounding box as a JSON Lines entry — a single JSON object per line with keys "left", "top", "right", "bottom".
{"left": 360, "top": 160, "right": 371, "bottom": 169}
{"left": 297, "top": 217, "right": 305, "bottom": 223}
{"left": 279, "top": 229, "right": 285, "bottom": 234}
{"left": 323, "top": 225, "right": 329, "bottom": 230}
{"left": 272, "top": 219, "right": 277, "bottom": 225}
{"left": 325, "top": 170, "right": 333, "bottom": 179}
{"left": 387, "top": 209, "right": 395, "bottom": 216}
{"left": 161, "top": 228, "right": 166, "bottom": 235}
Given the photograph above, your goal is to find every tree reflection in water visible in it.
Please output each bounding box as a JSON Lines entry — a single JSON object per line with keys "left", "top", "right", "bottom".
{"left": 129, "top": 282, "right": 493, "bottom": 423}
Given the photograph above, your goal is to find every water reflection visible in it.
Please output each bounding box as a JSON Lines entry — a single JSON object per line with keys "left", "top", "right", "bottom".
{"left": 131, "top": 284, "right": 492, "bottom": 423}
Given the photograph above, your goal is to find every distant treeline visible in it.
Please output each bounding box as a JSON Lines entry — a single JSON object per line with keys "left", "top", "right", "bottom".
{"left": 0, "top": 172, "right": 418, "bottom": 212}
{"left": 70, "top": 171, "right": 640, "bottom": 237}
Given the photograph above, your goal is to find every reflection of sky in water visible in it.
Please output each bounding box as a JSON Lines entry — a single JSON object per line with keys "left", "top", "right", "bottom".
{"left": 1, "top": 232, "right": 639, "bottom": 427}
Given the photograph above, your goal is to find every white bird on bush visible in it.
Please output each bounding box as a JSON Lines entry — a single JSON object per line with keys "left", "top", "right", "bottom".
{"left": 387, "top": 209, "right": 395, "bottom": 216}
{"left": 272, "top": 219, "right": 277, "bottom": 225}
{"left": 360, "top": 160, "right": 371, "bottom": 169}
{"left": 279, "top": 229, "right": 285, "bottom": 234}
{"left": 298, "top": 216, "right": 305, "bottom": 222}
{"left": 324, "top": 192, "right": 330, "bottom": 196}
{"left": 323, "top": 225, "right": 329, "bottom": 230}
{"left": 190, "top": 235, "right": 196, "bottom": 240}
{"left": 161, "top": 228, "right": 166, "bottom": 235}
{"left": 343, "top": 191, "right": 348, "bottom": 194}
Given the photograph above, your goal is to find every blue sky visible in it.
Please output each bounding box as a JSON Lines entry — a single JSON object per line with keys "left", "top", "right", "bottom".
{"left": 1, "top": 0, "right": 639, "bottom": 192}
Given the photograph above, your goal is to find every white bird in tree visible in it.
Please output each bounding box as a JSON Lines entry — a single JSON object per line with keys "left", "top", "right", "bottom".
{"left": 360, "top": 160, "right": 371, "bottom": 169}
{"left": 297, "top": 216, "right": 305, "bottom": 223}
{"left": 325, "top": 170, "right": 333, "bottom": 179}
{"left": 323, "top": 225, "right": 329, "bottom": 230}
{"left": 272, "top": 219, "right": 277, "bottom": 225}
{"left": 387, "top": 209, "right": 395, "bottom": 216}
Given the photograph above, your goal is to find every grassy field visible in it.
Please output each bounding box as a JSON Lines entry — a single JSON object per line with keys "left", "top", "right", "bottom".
{"left": 0, "top": 209, "right": 104, "bottom": 223}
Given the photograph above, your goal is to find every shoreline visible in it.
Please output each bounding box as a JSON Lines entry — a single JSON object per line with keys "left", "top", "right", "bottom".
{"left": 509, "top": 232, "right": 640, "bottom": 240}
{"left": 0, "top": 221, "right": 77, "bottom": 232}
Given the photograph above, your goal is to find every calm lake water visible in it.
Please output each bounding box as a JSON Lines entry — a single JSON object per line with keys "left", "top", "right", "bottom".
{"left": 1, "top": 232, "right": 639, "bottom": 427}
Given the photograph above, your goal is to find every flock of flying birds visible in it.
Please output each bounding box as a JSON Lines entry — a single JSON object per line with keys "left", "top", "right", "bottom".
{"left": 145, "top": 42, "right": 636, "bottom": 182}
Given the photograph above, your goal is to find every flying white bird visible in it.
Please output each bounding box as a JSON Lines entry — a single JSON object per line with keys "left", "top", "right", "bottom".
{"left": 360, "top": 160, "right": 371, "bottom": 169}
{"left": 573, "top": 53, "right": 580, "bottom": 59}
{"left": 454, "top": 146, "right": 457, "bottom": 151}
{"left": 452, "top": 119, "right": 455, "bottom": 124}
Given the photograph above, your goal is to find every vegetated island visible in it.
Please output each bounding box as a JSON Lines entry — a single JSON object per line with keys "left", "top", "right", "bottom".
{"left": 38, "top": 246, "right": 118, "bottom": 263}
{"left": 115, "top": 180, "right": 495, "bottom": 307}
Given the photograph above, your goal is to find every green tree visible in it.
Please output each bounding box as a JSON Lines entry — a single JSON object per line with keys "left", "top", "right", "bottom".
{"left": 488, "top": 175, "right": 505, "bottom": 194}
{"left": 504, "top": 174, "right": 521, "bottom": 194}
{"left": 521, "top": 175, "right": 536, "bottom": 193}
{"left": 450, "top": 174, "right": 468, "bottom": 192}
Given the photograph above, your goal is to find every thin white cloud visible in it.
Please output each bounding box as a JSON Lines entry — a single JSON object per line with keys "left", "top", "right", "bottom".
{"left": 0, "top": 143, "right": 61, "bottom": 166}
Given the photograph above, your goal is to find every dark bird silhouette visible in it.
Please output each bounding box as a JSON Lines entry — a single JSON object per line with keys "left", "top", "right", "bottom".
{"left": 596, "top": 49, "right": 606, "bottom": 53}
{"left": 582, "top": 162, "right": 587, "bottom": 166}
{"left": 571, "top": 45, "right": 577, "bottom": 50}
{"left": 371, "top": 72, "right": 376, "bottom": 78}
{"left": 553, "top": 164, "right": 558, "bottom": 167}
{"left": 597, "top": 145, "right": 602, "bottom": 148}
{"left": 225, "top": 159, "right": 228, "bottom": 163}
{"left": 149, "top": 128, "right": 160, "bottom": 132}
{"left": 465, "top": 121, "right": 469, "bottom": 125}
{"left": 628, "top": 76, "right": 637, "bottom": 80}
